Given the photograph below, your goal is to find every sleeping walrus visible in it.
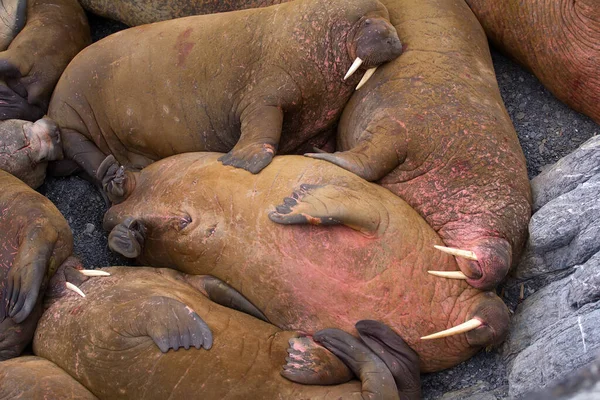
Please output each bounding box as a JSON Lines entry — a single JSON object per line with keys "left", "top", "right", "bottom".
{"left": 48, "top": 0, "right": 402, "bottom": 178}
{"left": 34, "top": 265, "right": 421, "bottom": 399}
{"left": 101, "top": 153, "right": 510, "bottom": 373}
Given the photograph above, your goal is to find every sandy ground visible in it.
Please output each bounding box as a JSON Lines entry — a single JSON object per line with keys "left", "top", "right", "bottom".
{"left": 36, "top": 12, "right": 599, "bottom": 399}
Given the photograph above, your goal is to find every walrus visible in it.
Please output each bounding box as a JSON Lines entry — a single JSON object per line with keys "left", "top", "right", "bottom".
{"left": 0, "top": 169, "right": 73, "bottom": 360}
{"left": 0, "top": 0, "right": 26, "bottom": 51}
{"left": 0, "top": 0, "right": 90, "bottom": 121}
{"left": 35, "top": 265, "right": 421, "bottom": 399}
{"left": 101, "top": 153, "right": 510, "bottom": 373}
{"left": 303, "top": 0, "right": 532, "bottom": 291}
{"left": 0, "top": 117, "right": 62, "bottom": 188}
{"left": 48, "top": 0, "right": 402, "bottom": 178}
{"left": 0, "top": 356, "right": 97, "bottom": 399}
{"left": 464, "top": 0, "right": 600, "bottom": 125}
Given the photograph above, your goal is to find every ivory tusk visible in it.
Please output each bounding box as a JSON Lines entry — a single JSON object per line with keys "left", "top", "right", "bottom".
{"left": 421, "top": 318, "right": 482, "bottom": 340}
{"left": 66, "top": 282, "right": 86, "bottom": 298}
{"left": 355, "top": 67, "right": 377, "bottom": 90}
{"left": 344, "top": 57, "right": 363, "bottom": 80}
{"left": 427, "top": 270, "right": 468, "bottom": 280}
{"left": 434, "top": 245, "right": 478, "bottom": 261}
{"left": 79, "top": 270, "right": 111, "bottom": 277}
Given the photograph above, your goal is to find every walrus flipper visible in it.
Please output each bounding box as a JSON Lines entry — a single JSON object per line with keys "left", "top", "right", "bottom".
{"left": 268, "top": 183, "right": 387, "bottom": 234}
{"left": 281, "top": 335, "right": 353, "bottom": 386}
{"left": 314, "top": 328, "right": 400, "bottom": 400}
{"left": 356, "top": 320, "right": 422, "bottom": 400}
{"left": 3, "top": 221, "right": 58, "bottom": 324}
{"left": 107, "top": 217, "right": 146, "bottom": 258}
{"left": 110, "top": 296, "right": 213, "bottom": 353}
{"left": 185, "top": 275, "right": 269, "bottom": 323}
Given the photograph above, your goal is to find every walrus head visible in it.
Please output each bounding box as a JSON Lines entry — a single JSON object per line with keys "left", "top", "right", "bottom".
{"left": 344, "top": 16, "right": 403, "bottom": 90}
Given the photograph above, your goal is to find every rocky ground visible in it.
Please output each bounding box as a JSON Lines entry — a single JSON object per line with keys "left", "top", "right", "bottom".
{"left": 37, "top": 13, "right": 599, "bottom": 400}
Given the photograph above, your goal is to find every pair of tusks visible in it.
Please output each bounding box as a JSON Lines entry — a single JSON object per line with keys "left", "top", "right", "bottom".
{"left": 65, "top": 269, "right": 111, "bottom": 298}
{"left": 427, "top": 245, "right": 478, "bottom": 280}
{"left": 343, "top": 57, "right": 377, "bottom": 90}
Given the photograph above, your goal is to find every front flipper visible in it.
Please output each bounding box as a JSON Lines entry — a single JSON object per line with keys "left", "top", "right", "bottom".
{"left": 96, "top": 155, "right": 138, "bottom": 204}
{"left": 3, "top": 222, "right": 58, "bottom": 324}
{"left": 281, "top": 336, "right": 354, "bottom": 385}
{"left": 218, "top": 105, "right": 283, "bottom": 174}
{"left": 268, "top": 183, "right": 388, "bottom": 235}
{"left": 314, "top": 328, "right": 400, "bottom": 400}
{"left": 356, "top": 320, "right": 421, "bottom": 400}
{"left": 305, "top": 131, "right": 403, "bottom": 182}
{"left": 183, "top": 275, "right": 268, "bottom": 322}
{"left": 107, "top": 217, "right": 146, "bottom": 258}
{"left": 110, "top": 296, "right": 212, "bottom": 352}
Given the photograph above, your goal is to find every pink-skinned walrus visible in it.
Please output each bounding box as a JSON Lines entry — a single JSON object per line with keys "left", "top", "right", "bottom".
{"left": 34, "top": 265, "right": 421, "bottom": 399}
{"left": 48, "top": 0, "right": 402, "bottom": 178}
{"left": 101, "top": 153, "right": 510, "bottom": 373}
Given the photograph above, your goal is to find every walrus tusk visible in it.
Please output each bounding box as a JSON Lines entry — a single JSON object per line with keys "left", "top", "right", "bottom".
{"left": 79, "top": 270, "right": 111, "bottom": 277}
{"left": 66, "top": 282, "right": 86, "bottom": 298}
{"left": 421, "top": 318, "right": 482, "bottom": 340}
{"left": 344, "top": 57, "right": 363, "bottom": 80}
{"left": 356, "top": 67, "right": 377, "bottom": 90}
{"left": 434, "top": 245, "right": 478, "bottom": 260}
{"left": 427, "top": 270, "right": 468, "bottom": 280}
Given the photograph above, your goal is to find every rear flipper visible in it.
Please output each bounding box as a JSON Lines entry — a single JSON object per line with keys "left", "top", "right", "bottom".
{"left": 314, "top": 328, "right": 400, "bottom": 400}
{"left": 281, "top": 336, "right": 354, "bottom": 385}
{"left": 60, "top": 128, "right": 110, "bottom": 184}
{"left": 2, "top": 221, "right": 58, "bottom": 324}
{"left": 107, "top": 217, "right": 146, "bottom": 259}
{"left": 110, "top": 296, "right": 213, "bottom": 352}
{"left": 268, "top": 183, "right": 388, "bottom": 235}
{"left": 356, "top": 320, "right": 421, "bottom": 400}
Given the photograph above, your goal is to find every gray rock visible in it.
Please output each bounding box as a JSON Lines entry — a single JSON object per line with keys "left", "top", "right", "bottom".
{"left": 523, "top": 357, "right": 600, "bottom": 400}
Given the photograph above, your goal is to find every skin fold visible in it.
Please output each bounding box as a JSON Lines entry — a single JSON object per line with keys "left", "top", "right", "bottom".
{"left": 34, "top": 266, "right": 420, "bottom": 400}
{"left": 102, "top": 153, "right": 510, "bottom": 373}
{"left": 306, "top": 0, "right": 532, "bottom": 291}
{"left": 0, "top": 356, "right": 97, "bottom": 400}
{"left": 0, "top": 0, "right": 90, "bottom": 121}
{"left": 0, "top": 117, "right": 63, "bottom": 188}
{"left": 0, "top": 170, "right": 73, "bottom": 361}
{"left": 47, "top": 0, "right": 402, "bottom": 178}
{"left": 465, "top": 0, "right": 600, "bottom": 124}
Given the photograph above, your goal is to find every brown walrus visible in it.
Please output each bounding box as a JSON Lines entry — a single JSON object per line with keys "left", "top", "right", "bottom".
{"left": 0, "top": 169, "right": 72, "bottom": 360}
{"left": 305, "top": 0, "right": 532, "bottom": 291}
{"left": 0, "top": 0, "right": 90, "bottom": 121}
{"left": 0, "top": 0, "right": 26, "bottom": 51}
{"left": 101, "top": 153, "right": 510, "bottom": 373}
{"left": 464, "top": 0, "right": 600, "bottom": 124}
{"left": 35, "top": 265, "right": 421, "bottom": 399}
{"left": 0, "top": 117, "right": 62, "bottom": 188}
{"left": 48, "top": 0, "right": 402, "bottom": 178}
{"left": 0, "top": 356, "right": 97, "bottom": 399}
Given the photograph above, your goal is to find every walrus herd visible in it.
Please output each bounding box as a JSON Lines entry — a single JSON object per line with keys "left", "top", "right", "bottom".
{"left": 0, "top": 0, "right": 597, "bottom": 398}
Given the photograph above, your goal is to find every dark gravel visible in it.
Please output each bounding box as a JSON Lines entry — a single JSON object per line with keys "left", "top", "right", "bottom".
{"left": 38, "top": 14, "right": 598, "bottom": 399}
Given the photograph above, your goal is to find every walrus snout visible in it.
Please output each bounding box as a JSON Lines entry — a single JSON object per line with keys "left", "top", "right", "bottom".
{"left": 464, "top": 292, "right": 510, "bottom": 348}
{"left": 354, "top": 17, "right": 403, "bottom": 67}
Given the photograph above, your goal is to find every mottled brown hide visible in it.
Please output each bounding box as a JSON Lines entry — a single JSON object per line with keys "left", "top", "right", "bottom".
{"left": 0, "top": 170, "right": 72, "bottom": 360}
{"left": 465, "top": 0, "right": 600, "bottom": 124}
{"left": 0, "top": 356, "right": 97, "bottom": 399}
{"left": 49, "top": 0, "right": 401, "bottom": 177}
{"left": 35, "top": 267, "right": 403, "bottom": 400}
{"left": 104, "top": 153, "right": 510, "bottom": 373}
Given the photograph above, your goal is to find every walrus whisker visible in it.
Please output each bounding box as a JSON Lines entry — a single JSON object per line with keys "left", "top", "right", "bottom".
{"left": 433, "top": 245, "right": 478, "bottom": 260}
{"left": 356, "top": 67, "right": 377, "bottom": 90}
{"left": 66, "top": 282, "right": 86, "bottom": 298}
{"left": 427, "top": 270, "right": 468, "bottom": 280}
{"left": 344, "top": 57, "right": 363, "bottom": 80}
{"left": 79, "top": 270, "right": 111, "bottom": 277}
{"left": 420, "top": 319, "right": 482, "bottom": 340}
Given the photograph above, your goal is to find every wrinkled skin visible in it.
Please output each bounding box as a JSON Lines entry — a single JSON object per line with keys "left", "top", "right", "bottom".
{"left": 0, "top": 356, "right": 97, "bottom": 399}
{"left": 49, "top": 0, "right": 402, "bottom": 178}
{"left": 465, "top": 0, "right": 600, "bottom": 124}
{"left": 305, "top": 0, "right": 532, "bottom": 291}
{"left": 0, "top": 170, "right": 72, "bottom": 360}
{"left": 0, "top": 117, "right": 62, "bottom": 188}
{"left": 0, "top": 0, "right": 90, "bottom": 121}
{"left": 103, "top": 153, "right": 510, "bottom": 373}
{"left": 35, "top": 266, "right": 420, "bottom": 400}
